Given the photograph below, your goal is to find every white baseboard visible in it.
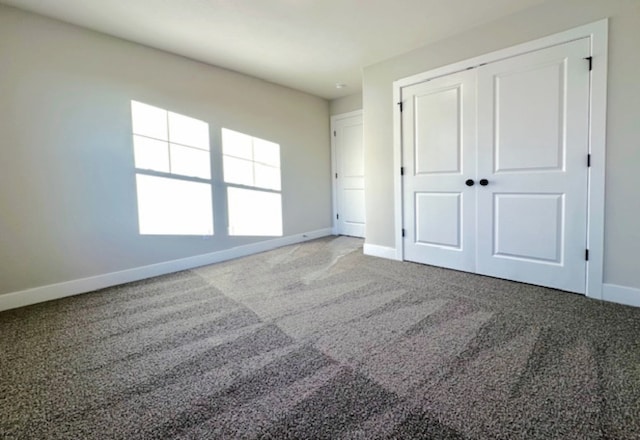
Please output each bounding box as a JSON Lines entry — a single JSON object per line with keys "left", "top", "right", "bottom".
{"left": 363, "top": 243, "right": 400, "bottom": 261}
{"left": 6, "top": 232, "right": 634, "bottom": 313}
{"left": 0, "top": 228, "right": 333, "bottom": 312}
{"left": 602, "top": 283, "right": 640, "bottom": 308}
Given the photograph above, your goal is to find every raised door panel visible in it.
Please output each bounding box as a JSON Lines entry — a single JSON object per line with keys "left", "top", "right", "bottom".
{"left": 342, "top": 189, "right": 366, "bottom": 225}
{"left": 342, "top": 123, "right": 364, "bottom": 177}
{"left": 415, "top": 192, "right": 461, "bottom": 249}
{"left": 493, "top": 193, "right": 564, "bottom": 263}
{"left": 415, "top": 87, "right": 461, "bottom": 175}
{"left": 495, "top": 62, "right": 566, "bottom": 172}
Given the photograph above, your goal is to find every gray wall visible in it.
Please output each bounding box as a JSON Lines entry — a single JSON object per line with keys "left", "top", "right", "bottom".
{"left": 0, "top": 5, "right": 331, "bottom": 295}
{"left": 329, "top": 93, "right": 362, "bottom": 116}
{"left": 362, "top": 0, "right": 640, "bottom": 289}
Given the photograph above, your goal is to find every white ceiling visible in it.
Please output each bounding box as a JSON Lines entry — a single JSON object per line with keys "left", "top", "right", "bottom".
{"left": 1, "top": 0, "right": 549, "bottom": 99}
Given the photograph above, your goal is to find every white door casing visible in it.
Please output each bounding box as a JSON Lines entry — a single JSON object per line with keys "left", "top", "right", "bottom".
{"left": 402, "top": 70, "right": 477, "bottom": 272}
{"left": 399, "top": 37, "right": 593, "bottom": 294}
{"left": 332, "top": 111, "right": 365, "bottom": 238}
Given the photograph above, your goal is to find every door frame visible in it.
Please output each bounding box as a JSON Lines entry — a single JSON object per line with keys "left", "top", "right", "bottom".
{"left": 331, "top": 109, "right": 364, "bottom": 236}
{"left": 392, "top": 19, "right": 608, "bottom": 299}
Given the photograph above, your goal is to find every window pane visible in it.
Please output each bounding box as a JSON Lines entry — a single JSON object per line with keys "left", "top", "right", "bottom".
{"left": 254, "top": 164, "right": 281, "bottom": 191}
{"left": 133, "top": 135, "right": 170, "bottom": 172}
{"left": 222, "top": 128, "right": 252, "bottom": 159}
{"left": 168, "top": 112, "right": 209, "bottom": 150}
{"left": 131, "top": 101, "right": 168, "bottom": 140}
{"left": 136, "top": 174, "right": 213, "bottom": 235}
{"left": 227, "top": 187, "right": 282, "bottom": 236}
{"left": 253, "top": 138, "right": 280, "bottom": 167}
{"left": 223, "top": 156, "right": 254, "bottom": 187}
{"left": 170, "top": 144, "right": 211, "bottom": 179}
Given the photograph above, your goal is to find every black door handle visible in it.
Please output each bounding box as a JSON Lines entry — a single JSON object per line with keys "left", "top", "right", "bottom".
{"left": 465, "top": 179, "right": 475, "bottom": 187}
{"left": 479, "top": 179, "right": 489, "bottom": 186}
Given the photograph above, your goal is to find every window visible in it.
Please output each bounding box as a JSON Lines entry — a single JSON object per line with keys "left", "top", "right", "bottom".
{"left": 222, "top": 128, "right": 283, "bottom": 236}
{"left": 131, "top": 101, "right": 213, "bottom": 235}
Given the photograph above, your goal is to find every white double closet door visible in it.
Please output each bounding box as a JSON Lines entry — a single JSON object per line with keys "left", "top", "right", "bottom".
{"left": 402, "top": 39, "right": 590, "bottom": 294}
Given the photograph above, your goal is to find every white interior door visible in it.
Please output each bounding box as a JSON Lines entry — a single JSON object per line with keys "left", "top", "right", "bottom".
{"left": 476, "top": 39, "right": 590, "bottom": 293}
{"left": 401, "top": 38, "right": 590, "bottom": 294}
{"left": 402, "top": 70, "right": 477, "bottom": 272}
{"left": 333, "top": 112, "right": 365, "bottom": 238}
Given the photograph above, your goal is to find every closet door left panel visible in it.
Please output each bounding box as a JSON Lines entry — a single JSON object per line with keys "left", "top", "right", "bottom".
{"left": 401, "top": 70, "right": 477, "bottom": 272}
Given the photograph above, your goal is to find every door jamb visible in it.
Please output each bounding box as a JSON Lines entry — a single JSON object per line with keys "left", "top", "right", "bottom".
{"left": 331, "top": 110, "right": 363, "bottom": 236}
{"left": 392, "top": 19, "right": 608, "bottom": 299}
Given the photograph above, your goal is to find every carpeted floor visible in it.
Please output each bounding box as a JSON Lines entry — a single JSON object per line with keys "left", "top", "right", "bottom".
{"left": 1, "top": 236, "right": 640, "bottom": 439}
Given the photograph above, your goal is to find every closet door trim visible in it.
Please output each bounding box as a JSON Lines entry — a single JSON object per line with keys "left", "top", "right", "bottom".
{"left": 392, "top": 19, "right": 608, "bottom": 299}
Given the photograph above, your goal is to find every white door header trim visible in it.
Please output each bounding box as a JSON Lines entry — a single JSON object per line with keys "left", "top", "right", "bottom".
{"left": 394, "top": 19, "right": 607, "bottom": 90}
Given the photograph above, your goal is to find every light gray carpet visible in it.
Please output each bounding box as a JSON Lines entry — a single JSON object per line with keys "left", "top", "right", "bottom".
{"left": 1, "top": 236, "right": 640, "bottom": 439}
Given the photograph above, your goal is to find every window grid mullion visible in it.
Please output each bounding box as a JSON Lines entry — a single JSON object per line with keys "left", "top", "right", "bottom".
{"left": 226, "top": 182, "right": 281, "bottom": 195}
{"left": 134, "top": 132, "right": 209, "bottom": 153}
{"left": 251, "top": 138, "right": 257, "bottom": 187}
{"left": 166, "top": 111, "right": 173, "bottom": 175}
{"left": 135, "top": 168, "right": 211, "bottom": 185}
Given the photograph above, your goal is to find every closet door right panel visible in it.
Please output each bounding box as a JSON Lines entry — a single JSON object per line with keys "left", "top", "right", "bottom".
{"left": 476, "top": 38, "right": 590, "bottom": 294}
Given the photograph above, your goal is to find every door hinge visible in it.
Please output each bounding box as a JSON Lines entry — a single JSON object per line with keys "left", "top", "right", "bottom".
{"left": 336, "top": 213, "right": 339, "bottom": 220}
{"left": 397, "top": 101, "right": 403, "bottom": 112}
{"left": 402, "top": 229, "right": 405, "bottom": 237}
{"left": 587, "top": 154, "right": 591, "bottom": 167}
{"left": 335, "top": 173, "right": 338, "bottom": 179}
{"left": 585, "top": 249, "right": 589, "bottom": 261}
{"left": 400, "top": 167, "right": 405, "bottom": 176}
{"left": 333, "top": 130, "right": 336, "bottom": 136}
{"left": 584, "top": 56, "right": 593, "bottom": 71}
